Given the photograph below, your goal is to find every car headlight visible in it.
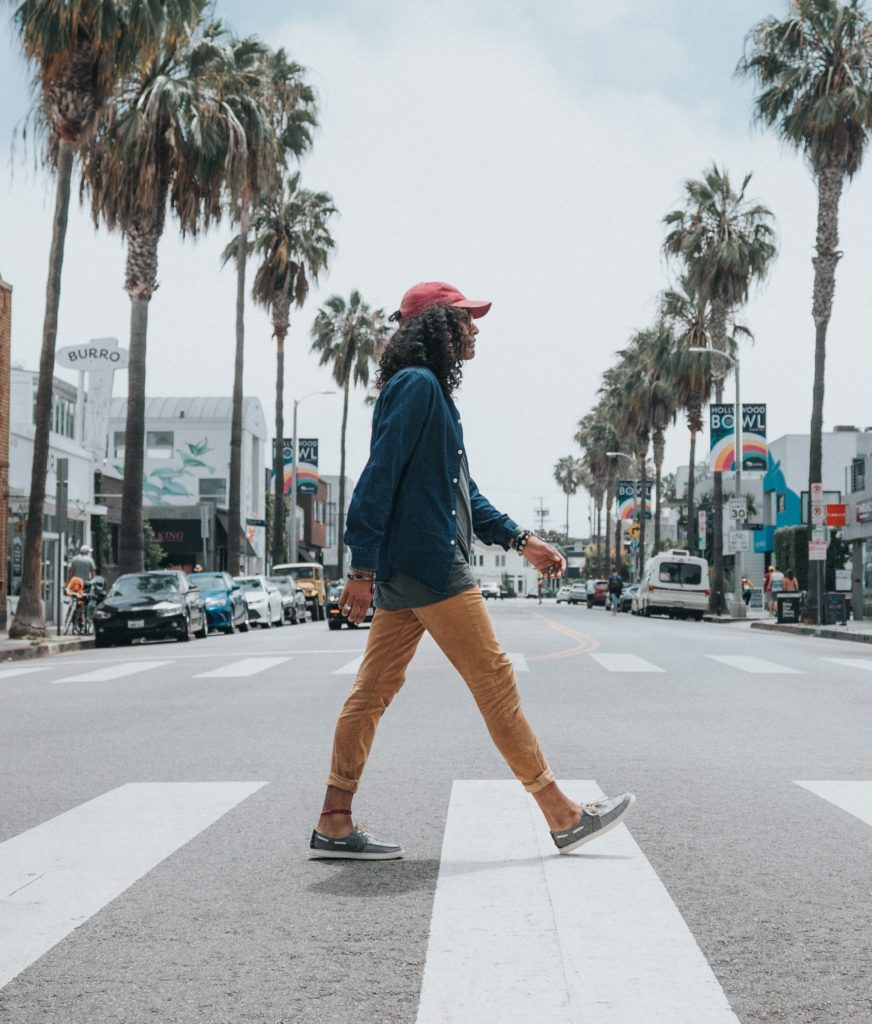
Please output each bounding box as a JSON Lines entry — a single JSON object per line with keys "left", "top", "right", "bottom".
{"left": 205, "top": 597, "right": 225, "bottom": 608}
{"left": 152, "top": 601, "right": 183, "bottom": 617}
{"left": 93, "top": 608, "right": 112, "bottom": 620}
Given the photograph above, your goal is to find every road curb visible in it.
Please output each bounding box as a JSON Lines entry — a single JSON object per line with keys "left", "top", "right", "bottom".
{"left": 0, "top": 637, "right": 95, "bottom": 662}
{"left": 750, "top": 621, "right": 872, "bottom": 645}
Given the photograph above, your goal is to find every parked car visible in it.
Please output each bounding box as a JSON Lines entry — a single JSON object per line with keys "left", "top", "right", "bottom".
{"left": 620, "top": 583, "right": 639, "bottom": 613}
{"left": 634, "top": 550, "right": 711, "bottom": 620}
{"left": 234, "top": 575, "right": 284, "bottom": 628}
{"left": 267, "top": 575, "right": 308, "bottom": 624}
{"left": 568, "top": 583, "right": 587, "bottom": 605}
{"left": 326, "top": 582, "right": 374, "bottom": 630}
{"left": 586, "top": 579, "right": 608, "bottom": 608}
{"left": 188, "top": 571, "right": 248, "bottom": 634}
{"left": 93, "top": 570, "right": 207, "bottom": 647}
{"left": 555, "top": 586, "right": 573, "bottom": 604}
{"left": 480, "top": 580, "right": 502, "bottom": 600}
{"left": 271, "top": 563, "right": 326, "bottom": 620}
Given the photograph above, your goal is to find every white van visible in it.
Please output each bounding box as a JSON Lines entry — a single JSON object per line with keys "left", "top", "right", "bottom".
{"left": 634, "top": 550, "right": 710, "bottom": 620}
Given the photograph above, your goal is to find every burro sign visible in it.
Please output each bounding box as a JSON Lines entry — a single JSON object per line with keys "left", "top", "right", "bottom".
{"left": 56, "top": 340, "right": 129, "bottom": 370}
{"left": 55, "top": 337, "right": 129, "bottom": 461}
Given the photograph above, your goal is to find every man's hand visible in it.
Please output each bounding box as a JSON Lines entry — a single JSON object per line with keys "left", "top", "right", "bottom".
{"left": 338, "top": 577, "right": 374, "bottom": 625}
{"left": 521, "top": 536, "right": 566, "bottom": 578}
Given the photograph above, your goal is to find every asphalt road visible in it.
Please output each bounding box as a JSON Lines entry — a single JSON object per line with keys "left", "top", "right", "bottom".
{"left": 1, "top": 600, "right": 871, "bottom": 1024}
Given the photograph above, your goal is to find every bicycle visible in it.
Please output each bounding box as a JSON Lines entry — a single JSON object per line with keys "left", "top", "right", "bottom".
{"left": 609, "top": 591, "right": 621, "bottom": 615}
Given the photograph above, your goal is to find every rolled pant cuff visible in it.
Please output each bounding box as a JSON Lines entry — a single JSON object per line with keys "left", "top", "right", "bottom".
{"left": 523, "top": 768, "right": 555, "bottom": 794}
{"left": 326, "top": 772, "right": 359, "bottom": 793}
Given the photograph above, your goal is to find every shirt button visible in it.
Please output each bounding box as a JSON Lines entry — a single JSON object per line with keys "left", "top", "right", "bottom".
{"left": 457, "top": 449, "right": 463, "bottom": 455}
{"left": 451, "top": 510, "right": 456, "bottom": 516}
{"left": 450, "top": 540, "right": 455, "bottom": 546}
{"left": 452, "top": 477, "right": 458, "bottom": 484}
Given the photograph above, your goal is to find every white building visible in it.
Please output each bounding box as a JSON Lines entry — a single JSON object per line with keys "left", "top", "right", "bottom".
{"left": 107, "top": 397, "right": 268, "bottom": 573}
{"left": 8, "top": 369, "right": 104, "bottom": 622}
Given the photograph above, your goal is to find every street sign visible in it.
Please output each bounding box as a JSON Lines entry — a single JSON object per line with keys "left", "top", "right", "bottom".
{"left": 811, "top": 525, "right": 828, "bottom": 543}
{"left": 728, "top": 498, "right": 747, "bottom": 521}
{"left": 835, "top": 569, "right": 852, "bottom": 591}
{"left": 811, "top": 482, "right": 824, "bottom": 501}
{"left": 809, "top": 540, "right": 827, "bottom": 561}
{"left": 629, "top": 538, "right": 639, "bottom": 552}
{"left": 728, "top": 530, "right": 750, "bottom": 552}
{"left": 826, "top": 503, "right": 846, "bottom": 526}
{"left": 810, "top": 482, "right": 825, "bottom": 525}
{"left": 629, "top": 522, "right": 640, "bottom": 538}
{"left": 811, "top": 503, "right": 825, "bottom": 525}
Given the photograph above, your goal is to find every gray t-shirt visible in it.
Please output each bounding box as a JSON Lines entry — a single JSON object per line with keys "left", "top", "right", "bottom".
{"left": 374, "top": 457, "right": 477, "bottom": 610}
{"left": 69, "top": 555, "right": 96, "bottom": 579}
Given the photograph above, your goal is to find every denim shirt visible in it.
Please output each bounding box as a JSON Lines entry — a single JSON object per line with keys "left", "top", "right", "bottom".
{"left": 344, "top": 366, "right": 519, "bottom": 594}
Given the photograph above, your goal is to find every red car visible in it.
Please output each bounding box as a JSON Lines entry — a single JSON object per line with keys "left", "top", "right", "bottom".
{"left": 586, "top": 579, "right": 608, "bottom": 608}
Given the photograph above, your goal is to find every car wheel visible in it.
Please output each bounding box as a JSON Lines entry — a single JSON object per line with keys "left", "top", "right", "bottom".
{"left": 195, "top": 614, "right": 208, "bottom": 639}
{"left": 262, "top": 615, "right": 272, "bottom": 629}
{"left": 95, "top": 633, "right": 110, "bottom": 649}
{"left": 179, "top": 614, "right": 192, "bottom": 641}
{"left": 238, "top": 617, "right": 249, "bottom": 632}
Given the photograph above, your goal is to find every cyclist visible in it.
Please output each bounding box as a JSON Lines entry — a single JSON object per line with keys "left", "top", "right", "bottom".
{"left": 63, "top": 576, "right": 87, "bottom": 634}
{"left": 607, "top": 566, "right": 624, "bottom": 614}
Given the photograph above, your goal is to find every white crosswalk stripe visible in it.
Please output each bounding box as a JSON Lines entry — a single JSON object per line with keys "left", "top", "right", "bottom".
{"left": 194, "top": 657, "right": 292, "bottom": 678}
{"left": 823, "top": 658, "right": 872, "bottom": 673}
{"left": 58, "top": 660, "right": 172, "bottom": 683}
{"left": 0, "top": 781, "right": 267, "bottom": 990}
{"left": 0, "top": 665, "right": 53, "bottom": 680}
{"left": 795, "top": 781, "right": 872, "bottom": 828}
{"left": 589, "top": 653, "right": 665, "bottom": 672}
{"left": 333, "top": 653, "right": 529, "bottom": 675}
{"left": 417, "top": 780, "right": 739, "bottom": 1023}
{"left": 705, "top": 655, "right": 801, "bottom": 675}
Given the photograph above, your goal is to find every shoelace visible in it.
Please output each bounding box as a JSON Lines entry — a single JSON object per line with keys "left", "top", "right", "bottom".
{"left": 581, "top": 800, "right": 607, "bottom": 817}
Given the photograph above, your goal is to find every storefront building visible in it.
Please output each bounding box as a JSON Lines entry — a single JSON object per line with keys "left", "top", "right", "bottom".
{"left": 844, "top": 452, "right": 872, "bottom": 620}
{"left": 106, "top": 396, "right": 267, "bottom": 574}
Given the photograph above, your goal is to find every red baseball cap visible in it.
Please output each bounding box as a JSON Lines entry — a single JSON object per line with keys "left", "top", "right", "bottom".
{"left": 395, "top": 281, "right": 492, "bottom": 322}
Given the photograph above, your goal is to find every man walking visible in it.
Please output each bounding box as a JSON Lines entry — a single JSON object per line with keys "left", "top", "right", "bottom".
{"left": 310, "top": 282, "right": 634, "bottom": 861}
{"left": 68, "top": 544, "right": 96, "bottom": 583}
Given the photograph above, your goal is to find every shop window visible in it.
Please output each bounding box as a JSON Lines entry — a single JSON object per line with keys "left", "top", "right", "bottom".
{"left": 199, "top": 478, "right": 227, "bottom": 504}
{"left": 146, "top": 430, "right": 174, "bottom": 459}
{"left": 113, "top": 431, "right": 125, "bottom": 458}
{"left": 851, "top": 458, "right": 866, "bottom": 493}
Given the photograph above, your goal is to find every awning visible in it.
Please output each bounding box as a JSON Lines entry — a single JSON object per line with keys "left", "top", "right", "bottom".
{"left": 216, "top": 510, "right": 257, "bottom": 557}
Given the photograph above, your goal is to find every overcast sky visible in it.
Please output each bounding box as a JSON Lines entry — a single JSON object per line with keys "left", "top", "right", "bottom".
{"left": 3, "top": 1, "right": 872, "bottom": 538}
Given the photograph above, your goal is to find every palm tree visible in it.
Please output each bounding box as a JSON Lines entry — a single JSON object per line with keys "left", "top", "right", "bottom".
{"left": 553, "top": 456, "right": 585, "bottom": 544}
{"left": 575, "top": 410, "right": 616, "bottom": 575}
{"left": 635, "top": 326, "right": 680, "bottom": 552}
{"left": 236, "top": 175, "right": 336, "bottom": 567}
{"left": 224, "top": 48, "right": 318, "bottom": 574}
{"left": 661, "top": 276, "right": 712, "bottom": 554}
{"left": 739, "top": 0, "right": 872, "bottom": 618}
{"left": 310, "top": 291, "right": 389, "bottom": 576}
{"left": 82, "top": 8, "right": 261, "bottom": 574}
{"left": 663, "top": 165, "right": 776, "bottom": 611}
{"left": 7, "top": 0, "right": 177, "bottom": 636}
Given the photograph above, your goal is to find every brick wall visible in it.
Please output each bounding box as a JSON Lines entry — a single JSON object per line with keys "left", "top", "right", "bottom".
{"left": 0, "top": 279, "right": 11, "bottom": 631}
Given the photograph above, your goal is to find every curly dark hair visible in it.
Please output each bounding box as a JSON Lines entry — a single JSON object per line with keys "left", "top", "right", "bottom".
{"left": 375, "top": 304, "right": 469, "bottom": 395}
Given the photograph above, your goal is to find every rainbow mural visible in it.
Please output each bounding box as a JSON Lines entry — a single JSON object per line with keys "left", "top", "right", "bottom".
{"left": 709, "top": 404, "right": 768, "bottom": 472}
{"left": 617, "top": 480, "right": 652, "bottom": 519}
{"left": 272, "top": 437, "right": 320, "bottom": 495}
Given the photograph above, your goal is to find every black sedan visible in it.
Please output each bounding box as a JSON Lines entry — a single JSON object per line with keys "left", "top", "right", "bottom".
{"left": 326, "top": 582, "right": 374, "bottom": 630}
{"left": 93, "top": 571, "right": 208, "bottom": 647}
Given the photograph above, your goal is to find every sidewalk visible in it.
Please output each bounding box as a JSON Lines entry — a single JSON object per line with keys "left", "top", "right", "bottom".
{"left": 0, "top": 633, "right": 95, "bottom": 663}
{"left": 750, "top": 617, "right": 872, "bottom": 645}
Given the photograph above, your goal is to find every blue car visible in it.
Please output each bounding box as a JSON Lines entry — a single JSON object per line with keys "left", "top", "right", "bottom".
{"left": 188, "top": 571, "right": 249, "bottom": 634}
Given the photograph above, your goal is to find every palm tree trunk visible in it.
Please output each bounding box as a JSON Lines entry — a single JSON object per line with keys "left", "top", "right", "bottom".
{"left": 807, "top": 165, "right": 844, "bottom": 622}
{"left": 653, "top": 427, "right": 665, "bottom": 551}
{"left": 227, "top": 201, "right": 249, "bottom": 575}
{"left": 595, "top": 499, "right": 602, "bottom": 575}
{"left": 687, "top": 427, "right": 698, "bottom": 555}
{"left": 638, "top": 457, "right": 648, "bottom": 578}
{"left": 117, "top": 199, "right": 164, "bottom": 575}
{"left": 118, "top": 297, "right": 149, "bottom": 574}
{"left": 709, "top": 297, "right": 729, "bottom": 614}
{"left": 10, "top": 139, "right": 75, "bottom": 638}
{"left": 565, "top": 492, "right": 570, "bottom": 544}
{"left": 271, "top": 331, "right": 285, "bottom": 568}
{"left": 337, "top": 376, "right": 351, "bottom": 576}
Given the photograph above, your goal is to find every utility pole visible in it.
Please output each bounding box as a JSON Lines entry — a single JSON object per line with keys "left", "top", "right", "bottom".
{"left": 533, "top": 497, "right": 549, "bottom": 535}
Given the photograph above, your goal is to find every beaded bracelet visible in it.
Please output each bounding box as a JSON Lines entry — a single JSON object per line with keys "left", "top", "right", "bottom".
{"left": 513, "top": 529, "right": 534, "bottom": 553}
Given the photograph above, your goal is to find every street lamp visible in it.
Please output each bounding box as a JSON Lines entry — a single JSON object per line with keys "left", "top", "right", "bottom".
{"left": 689, "top": 346, "right": 744, "bottom": 618}
{"left": 607, "top": 451, "right": 639, "bottom": 580}
{"left": 289, "top": 390, "right": 335, "bottom": 563}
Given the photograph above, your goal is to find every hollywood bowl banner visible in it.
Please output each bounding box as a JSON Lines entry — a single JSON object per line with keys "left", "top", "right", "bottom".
{"left": 617, "top": 480, "right": 653, "bottom": 520}
{"left": 272, "top": 438, "right": 320, "bottom": 495}
{"left": 709, "top": 404, "right": 768, "bottom": 472}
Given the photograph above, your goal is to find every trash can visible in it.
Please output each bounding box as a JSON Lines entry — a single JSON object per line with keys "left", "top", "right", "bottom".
{"left": 824, "top": 592, "right": 847, "bottom": 626}
{"left": 776, "top": 593, "right": 801, "bottom": 624}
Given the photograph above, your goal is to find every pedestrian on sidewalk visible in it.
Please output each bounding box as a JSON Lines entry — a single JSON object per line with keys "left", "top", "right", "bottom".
{"left": 768, "top": 564, "right": 785, "bottom": 614}
{"left": 783, "top": 569, "right": 799, "bottom": 592}
{"left": 742, "top": 576, "right": 752, "bottom": 607}
{"left": 310, "top": 281, "right": 634, "bottom": 861}
{"left": 68, "top": 545, "right": 96, "bottom": 583}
